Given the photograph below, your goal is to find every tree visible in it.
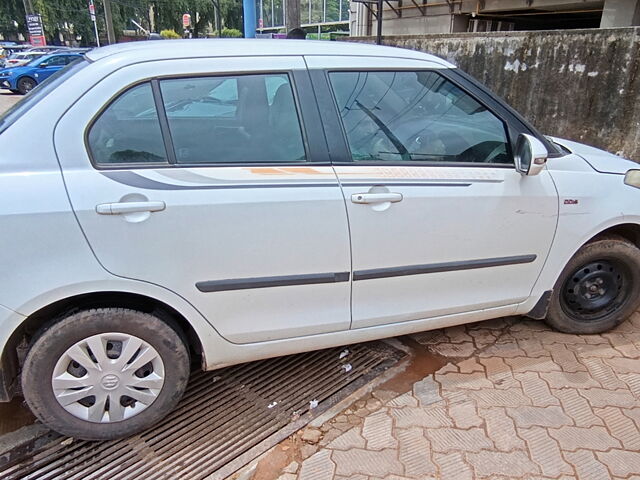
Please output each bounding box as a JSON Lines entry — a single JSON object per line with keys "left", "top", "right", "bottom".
{"left": 0, "top": 0, "right": 27, "bottom": 41}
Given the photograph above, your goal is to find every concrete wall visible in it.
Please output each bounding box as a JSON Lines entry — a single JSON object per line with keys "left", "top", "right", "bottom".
{"left": 346, "top": 27, "right": 640, "bottom": 162}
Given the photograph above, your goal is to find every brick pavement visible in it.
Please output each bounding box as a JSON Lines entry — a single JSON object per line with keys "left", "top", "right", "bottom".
{"left": 270, "top": 311, "right": 640, "bottom": 480}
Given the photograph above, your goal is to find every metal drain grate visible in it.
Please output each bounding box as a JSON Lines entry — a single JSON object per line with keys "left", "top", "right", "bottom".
{"left": 1, "top": 341, "right": 403, "bottom": 480}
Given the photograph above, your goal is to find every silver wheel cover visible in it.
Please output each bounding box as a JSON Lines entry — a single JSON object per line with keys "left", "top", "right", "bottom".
{"left": 51, "top": 332, "right": 165, "bottom": 423}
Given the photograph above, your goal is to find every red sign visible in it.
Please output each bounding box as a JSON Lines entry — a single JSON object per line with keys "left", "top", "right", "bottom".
{"left": 182, "top": 13, "right": 191, "bottom": 27}
{"left": 258, "top": 18, "right": 264, "bottom": 28}
{"left": 29, "top": 35, "right": 46, "bottom": 47}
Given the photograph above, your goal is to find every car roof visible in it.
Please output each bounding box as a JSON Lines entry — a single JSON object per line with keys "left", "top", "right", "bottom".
{"left": 85, "top": 39, "right": 454, "bottom": 68}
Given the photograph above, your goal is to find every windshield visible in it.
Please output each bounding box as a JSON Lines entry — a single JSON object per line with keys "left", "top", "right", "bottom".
{"left": 0, "top": 58, "right": 89, "bottom": 134}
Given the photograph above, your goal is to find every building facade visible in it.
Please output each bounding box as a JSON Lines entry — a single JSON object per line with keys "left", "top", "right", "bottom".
{"left": 350, "top": 0, "right": 640, "bottom": 36}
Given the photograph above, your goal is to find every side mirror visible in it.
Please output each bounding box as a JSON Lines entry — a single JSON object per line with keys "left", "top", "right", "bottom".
{"left": 515, "top": 133, "right": 548, "bottom": 176}
{"left": 38, "top": 63, "right": 48, "bottom": 68}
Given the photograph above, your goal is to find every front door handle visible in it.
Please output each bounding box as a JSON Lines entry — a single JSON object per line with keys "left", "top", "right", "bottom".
{"left": 96, "top": 201, "right": 166, "bottom": 215}
{"left": 351, "top": 192, "right": 403, "bottom": 204}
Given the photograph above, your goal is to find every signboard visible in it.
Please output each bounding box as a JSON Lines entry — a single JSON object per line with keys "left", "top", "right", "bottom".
{"left": 258, "top": 18, "right": 264, "bottom": 28}
{"left": 25, "top": 14, "right": 46, "bottom": 47}
{"left": 88, "top": 2, "right": 96, "bottom": 21}
{"left": 182, "top": 13, "right": 191, "bottom": 27}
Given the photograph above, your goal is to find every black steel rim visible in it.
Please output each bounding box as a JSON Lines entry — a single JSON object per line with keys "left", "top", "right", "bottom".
{"left": 561, "top": 259, "right": 630, "bottom": 321}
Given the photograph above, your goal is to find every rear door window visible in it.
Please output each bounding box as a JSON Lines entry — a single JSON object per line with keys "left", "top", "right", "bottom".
{"left": 159, "top": 73, "right": 306, "bottom": 164}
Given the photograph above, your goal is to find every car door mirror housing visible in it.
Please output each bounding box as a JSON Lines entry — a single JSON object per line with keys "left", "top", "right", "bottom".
{"left": 515, "top": 133, "right": 548, "bottom": 176}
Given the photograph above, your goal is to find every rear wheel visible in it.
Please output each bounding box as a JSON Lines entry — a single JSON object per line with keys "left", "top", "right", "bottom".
{"left": 546, "top": 237, "right": 640, "bottom": 334}
{"left": 21, "top": 308, "right": 190, "bottom": 440}
{"left": 17, "top": 76, "right": 36, "bottom": 95}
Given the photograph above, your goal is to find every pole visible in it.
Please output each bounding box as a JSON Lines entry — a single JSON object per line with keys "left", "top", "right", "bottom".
{"left": 212, "top": 0, "right": 222, "bottom": 36}
{"left": 284, "top": 0, "right": 300, "bottom": 30}
{"left": 89, "top": 0, "right": 100, "bottom": 47}
{"left": 103, "top": 0, "right": 116, "bottom": 44}
{"left": 376, "top": 0, "right": 383, "bottom": 44}
{"left": 242, "top": 0, "right": 256, "bottom": 37}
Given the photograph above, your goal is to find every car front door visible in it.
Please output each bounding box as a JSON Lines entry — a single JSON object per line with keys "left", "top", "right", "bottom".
{"left": 307, "top": 57, "right": 559, "bottom": 329}
{"left": 54, "top": 56, "right": 351, "bottom": 344}
{"left": 34, "top": 55, "right": 68, "bottom": 82}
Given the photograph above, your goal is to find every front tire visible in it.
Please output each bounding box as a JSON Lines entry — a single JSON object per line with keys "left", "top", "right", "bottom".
{"left": 546, "top": 237, "right": 640, "bottom": 334}
{"left": 21, "top": 308, "right": 190, "bottom": 440}
{"left": 17, "top": 76, "right": 36, "bottom": 95}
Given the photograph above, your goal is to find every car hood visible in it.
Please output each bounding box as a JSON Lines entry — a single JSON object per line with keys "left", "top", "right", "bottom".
{"left": 549, "top": 137, "right": 637, "bottom": 175}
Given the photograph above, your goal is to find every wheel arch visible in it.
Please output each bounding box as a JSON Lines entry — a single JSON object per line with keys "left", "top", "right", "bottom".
{"left": 588, "top": 222, "right": 640, "bottom": 248}
{"left": 1, "top": 291, "right": 204, "bottom": 401}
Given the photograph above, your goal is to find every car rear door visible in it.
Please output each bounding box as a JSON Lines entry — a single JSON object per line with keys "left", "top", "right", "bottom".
{"left": 54, "top": 56, "right": 351, "bottom": 344}
{"left": 306, "top": 56, "right": 559, "bottom": 329}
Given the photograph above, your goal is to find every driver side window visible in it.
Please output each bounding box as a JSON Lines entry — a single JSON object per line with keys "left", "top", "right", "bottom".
{"left": 328, "top": 70, "right": 511, "bottom": 165}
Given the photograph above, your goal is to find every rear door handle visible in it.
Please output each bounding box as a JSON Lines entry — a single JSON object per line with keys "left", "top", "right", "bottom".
{"left": 351, "top": 192, "right": 403, "bottom": 204}
{"left": 96, "top": 201, "right": 166, "bottom": 215}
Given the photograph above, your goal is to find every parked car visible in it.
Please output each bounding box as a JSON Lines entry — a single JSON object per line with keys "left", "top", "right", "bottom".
{"left": 2, "top": 51, "right": 45, "bottom": 68}
{"left": 0, "top": 52, "right": 83, "bottom": 94}
{"left": 0, "top": 40, "right": 639, "bottom": 441}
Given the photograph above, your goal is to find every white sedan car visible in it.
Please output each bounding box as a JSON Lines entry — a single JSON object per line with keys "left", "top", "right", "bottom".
{"left": 0, "top": 39, "right": 638, "bottom": 440}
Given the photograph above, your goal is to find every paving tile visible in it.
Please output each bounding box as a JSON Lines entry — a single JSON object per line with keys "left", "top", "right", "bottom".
{"left": 623, "top": 407, "right": 640, "bottom": 429}
{"left": 396, "top": 427, "right": 436, "bottom": 477}
{"left": 429, "top": 342, "right": 476, "bottom": 358}
{"left": 549, "top": 345, "right": 587, "bottom": 372}
{"left": 516, "top": 337, "right": 549, "bottom": 357}
{"left": 457, "top": 357, "right": 485, "bottom": 373}
{"left": 566, "top": 342, "right": 622, "bottom": 358}
{"left": 326, "top": 427, "right": 367, "bottom": 451}
{"left": 426, "top": 427, "right": 493, "bottom": 453}
{"left": 390, "top": 406, "right": 452, "bottom": 429}
{"left": 477, "top": 341, "right": 527, "bottom": 358}
{"left": 617, "top": 372, "right": 640, "bottom": 397}
{"left": 433, "top": 451, "right": 473, "bottom": 480}
{"left": 518, "top": 426, "right": 573, "bottom": 477}
{"left": 362, "top": 411, "right": 397, "bottom": 450}
{"left": 413, "top": 376, "right": 442, "bottom": 406}
{"left": 449, "top": 401, "right": 483, "bottom": 429}
{"left": 504, "top": 356, "right": 561, "bottom": 373}
{"left": 579, "top": 388, "right": 637, "bottom": 408}
{"left": 594, "top": 406, "right": 640, "bottom": 450}
{"left": 596, "top": 449, "right": 640, "bottom": 477}
{"left": 548, "top": 425, "right": 621, "bottom": 451}
{"left": 480, "top": 357, "right": 520, "bottom": 389}
{"left": 565, "top": 449, "right": 610, "bottom": 480}
{"left": 469, "top": 388, "right": 532, "bottom": 408}
{"left": 386, "top": 391, "right": 417, "bottom": 408}
{"left": 298, "top": 450, "right": 335, "bottom": 480}
{"left": 514, "top": 371, "right": 559, "bottom": 406}
{"left": 605, "top": 357, "right": 640, "bottom": 374}
{"left": 506, "top": 405, "right": 572, "bottom": 428}
{"left": 553, "top": 388, "right": 603, "bottom": 427}
{"left": 580, "top": 357, "right": 628, "bottom": 389}
{"left": 478, "top": 407, "right": 524, "bottom": 451}
{"left": 332, "top": 449, "right": 403, "bottom": 477}
{"left": 467, "top": 450, "right": 539, "bottom": 477}
{"left": 435, "top": 371, "right": 494, "bottom": 390}
{"left": 539, "top": 370, "right": 601, "bottom": 389}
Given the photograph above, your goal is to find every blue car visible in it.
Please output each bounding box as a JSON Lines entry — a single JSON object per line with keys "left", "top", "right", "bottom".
{"left": 0, "top": 52, "right": 83, "bottom": 94}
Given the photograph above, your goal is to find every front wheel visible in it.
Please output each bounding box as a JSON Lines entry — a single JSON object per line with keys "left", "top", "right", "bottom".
{"left": 21, "top": 308, "right": 190, "bottom": 440}
{"left": 17, "top": 76, "right": 36, "bottom": 95}
{"left": 545, "top": 237, "right": 640, "bottom": 334}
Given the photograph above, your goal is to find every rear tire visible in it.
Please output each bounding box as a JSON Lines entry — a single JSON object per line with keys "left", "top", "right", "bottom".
{"left": 21, "top": 308, "right": 190, "bottom": 440}
{"left": 17, "top": 77, "right": 36, "bottom": 95}
{"left": 545, "top": 237, "right": 640, "bottom": 334}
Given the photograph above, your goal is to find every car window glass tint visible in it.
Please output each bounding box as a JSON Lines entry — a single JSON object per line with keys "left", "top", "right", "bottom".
{"left": 329, "top": 71, "right": 510, "bottom": 164}
{"left": 88, "top": 82, "right": 167, "bottom": 165}
{"left": 159, "top": 74, "right": 306, "bottom": 164}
